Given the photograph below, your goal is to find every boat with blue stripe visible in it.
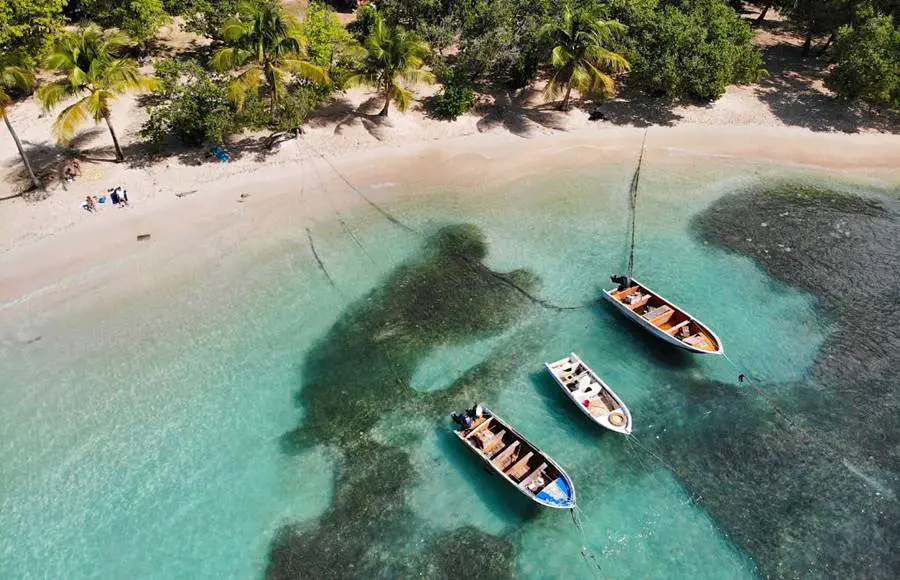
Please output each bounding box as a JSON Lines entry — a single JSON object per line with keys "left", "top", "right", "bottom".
{"left": 451, "top": 405, "right": 576, "bottom": 509}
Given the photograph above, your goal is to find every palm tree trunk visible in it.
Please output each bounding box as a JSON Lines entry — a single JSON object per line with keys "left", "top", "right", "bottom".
{"left": 560, "top": 83, "right": 574, "bottom": 111}
{"left": 818, "top": 32, "right": 836, "bottom": 56}
{"left": 801, "top": 29, "right": 813, "bottom": 57}
{"left": 3, "top": 114, "right": 41, "bottom": 191}
{"left": 104, "top": 114, "right": 125, "bottom": 162}
{"left": 379, "top": 89, "right": 391, "bottom": 117}
{"left": 754, "top": 4, "right": 770, "bottom": 26}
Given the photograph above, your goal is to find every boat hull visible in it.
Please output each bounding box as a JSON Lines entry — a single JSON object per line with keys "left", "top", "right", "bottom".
{"left": 453, "top": 407, "right": 576, "bottom": 509}
{"left": 545, "top": 353, "right": 632, "bottom": 435}
{"left": 602, "top": 278, "right": 724, "bottom": 355}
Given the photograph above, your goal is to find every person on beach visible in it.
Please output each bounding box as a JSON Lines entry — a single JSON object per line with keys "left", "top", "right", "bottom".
{"left": 85, "top": 195, "right": 96, "bottom": 213}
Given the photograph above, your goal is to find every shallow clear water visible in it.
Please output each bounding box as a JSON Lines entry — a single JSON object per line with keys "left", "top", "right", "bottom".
{"left": 1, "top": 160, "right": 895, "bottom": 579}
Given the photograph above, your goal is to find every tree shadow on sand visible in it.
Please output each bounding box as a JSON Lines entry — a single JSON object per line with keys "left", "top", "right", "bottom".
{"left": 475, "top": 86, "right": 572, "bottom": 138}
{"left": 754, "top": 41, "right": 899, "bottom": 133}
{"left": 306, "top": 95, "right": 396, "bottom": 142}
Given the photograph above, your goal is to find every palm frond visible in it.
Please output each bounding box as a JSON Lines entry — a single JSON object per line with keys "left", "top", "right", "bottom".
{"left": 228, "top": 67, "right": 263, "bottom": 110}
{"left": 52, "top": 97, "right": 91, "bottom": 142}
{"left": 212, "top": 47, "right": 250, "bottom": 72}
{"left": 283, "top": 59, "right": 330, "bottom": 85}
{"left": 389, "top": 84, "right": 414, "bottom": 112}
{"left": 86, "top": 89, "right": 110, "bottom": 122}
{"left": 550, "top": 45, "right": 573, "bottom": 68}
{"left": 1, "top": 66, "right": 34, "bottom": 92}
{"left": 399, "top": 68, "right": 435, "bottom": 86}
{"left": 37, "top": 81, "right": 73, "bottom": 110}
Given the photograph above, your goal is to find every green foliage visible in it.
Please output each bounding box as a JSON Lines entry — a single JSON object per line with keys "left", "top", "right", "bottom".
{"left": 430, "top": 65, "right": 476, "bottom": 120}
{"left": 270, "top": 85, "right": 323, "bottom": 132}
{"left": 38, "top": 25, "right": 156, "bottom": 160}
{"left": 164, "top": 0, "right": 239, "bottom": 39}
{"left": 611, "top": 0, "right": 765, "bottom": 101}
{"left": 301, "top": 1, "right": 361, "bottom": 87}
{"left": 141, "top": 59, "right": 235, "bottom": 150}
{"left": 348, "top": 12, "right": 434, "bottom": 116}
{"left": 78, "top": 0, "right": 170, "bottom": 44}
{"left": 0, "top": 54, "right": 35, "bottom": 115}
{"left": 211, "top": 0, "right": 328, "bottom": 113}
{"left": 826, "top": 12, "right": 900, "bottom": 108}
{"left": 0, "top": 0, "right": 66, "bottom": 59}
{"left": 541, "top": 5, "right": 629, "bottom": 109}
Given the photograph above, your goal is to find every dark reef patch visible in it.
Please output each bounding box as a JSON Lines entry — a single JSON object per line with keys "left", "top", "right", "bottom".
{"left": 268, "top": 224, "right": 538, "bottom": 579}
{"left": 634, "top": 182, "right": 900, "bottom": 578}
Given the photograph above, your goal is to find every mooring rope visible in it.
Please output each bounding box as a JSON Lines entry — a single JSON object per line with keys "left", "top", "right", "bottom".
{"left": 626, "top": 130, "right": 649, "bottom": 281}
{"left": 300, "top": 136, "right": 593, "bottom": 312}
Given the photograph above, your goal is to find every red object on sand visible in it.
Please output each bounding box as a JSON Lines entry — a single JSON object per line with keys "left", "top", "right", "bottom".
{"left": 582, "top": 399, "right": 590, "bottom": 407}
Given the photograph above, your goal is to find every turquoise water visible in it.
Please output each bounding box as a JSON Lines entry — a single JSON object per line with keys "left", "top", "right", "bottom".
{"left": 3, "top": 159, "right": 884, "bottom": 579}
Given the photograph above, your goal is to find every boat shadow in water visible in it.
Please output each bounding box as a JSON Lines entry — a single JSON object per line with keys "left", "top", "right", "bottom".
{"left": 527, "top": 369, "right": 610, "bottom": 440}
{"left": 269, "top": 224, "right": 542, "bottom": 579}
{"left": 435, "top": 428, "right": 542, "bottom": 521}
{"left": 593, "top": 295, "right": 694, "bottom": 369}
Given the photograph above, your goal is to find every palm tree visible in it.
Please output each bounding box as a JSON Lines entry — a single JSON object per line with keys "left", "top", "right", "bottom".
{"left": 1, "top": 57, "right": 40, "bottom": 190}
{"left": 38, "top": 25, "right": 155, "bottom": 162}
{"left": 211, "top": 0, "right": 328, "bottom": 115}
{"left": 542, "top": 6, "right": 630, "bottom": 111}
{"left": 349, "top": 13, "right": 434, "bottom": 117}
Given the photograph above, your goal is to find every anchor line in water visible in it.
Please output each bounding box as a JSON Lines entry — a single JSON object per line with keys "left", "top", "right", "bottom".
{"left": 626, "top": 130, "right": 649, "bottom": 281}
{"left": 305, "top": 149, "right": 377, "bottom": 265}
{"left": 305, "top": 227, "right": 337, "bottom": 289}
{"left": 722, "top": 354, "right": 891, "bottom": 496}
{"left": 571, "top": 508, "right": 606, "bottom": 580}
{"left": 301, "top": 137, "right": 592, "bottom": 313}
{"left": 303, "top": 138, "right": 420, "bottom": 234}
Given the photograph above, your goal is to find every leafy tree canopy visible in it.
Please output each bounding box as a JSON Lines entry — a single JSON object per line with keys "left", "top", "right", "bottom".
{"left": 163, "top": 0, "right": 239, "bottom": 39}
{"left": 610, "top": 0, "right": 765, "bottom": 100}
{"left": 825, "top": 10, "right": 899, "bottom": 108}
{"left": 302, "top": 1, "right": 361, "bottom": 86}
{"left": 77, "top": 0, "right": 170, "bottom": 44}
{"left": 0, "top": 0, "right": 66, "bottom": 59}
{"left": 142, "top": 58, "right": 237, "bottom": 149}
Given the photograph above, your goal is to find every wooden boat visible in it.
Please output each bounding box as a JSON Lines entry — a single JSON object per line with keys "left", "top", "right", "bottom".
{"left": 451, "top": 405, "right": 576, "bottom": 509}
{"left": 602, "top": 275, "right": 724, "bottom": 355}
{"left": 545, "top": 353, "right": 632, "bottom": 435}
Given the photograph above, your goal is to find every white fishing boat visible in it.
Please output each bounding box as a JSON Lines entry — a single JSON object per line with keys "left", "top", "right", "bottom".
{"left": 451, "top": 405, "right": 576, "bottom": 509}
{"left": 545, "top": 353, "right": 632, "bottom": 435}
{"left": 602, "top": 275, "right": 724, "bottom": 355}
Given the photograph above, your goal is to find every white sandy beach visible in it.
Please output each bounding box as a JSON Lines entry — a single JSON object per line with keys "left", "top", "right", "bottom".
{"left": 2, "top": 20, "right": 900, "bottom": 328}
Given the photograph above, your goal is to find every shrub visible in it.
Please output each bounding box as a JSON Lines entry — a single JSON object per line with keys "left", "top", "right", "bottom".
{"left": 141, "top": 59, "right": 236, "bottom": 150}
{"left": 826, "top": 13, "right": 900, "bottom": 109}
{"left": 610, "top": 0, "right": 765, "bottom": 100}
{"left": 431, "top": 81, "right": 476, "bottom": 120}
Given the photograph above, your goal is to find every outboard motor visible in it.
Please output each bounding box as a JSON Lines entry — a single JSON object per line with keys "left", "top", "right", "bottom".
{"left": 451, "top": 412, "right": 466, "bottom": 427}
{"left": 610, "top": 274, "right": 631, "bottom": 290}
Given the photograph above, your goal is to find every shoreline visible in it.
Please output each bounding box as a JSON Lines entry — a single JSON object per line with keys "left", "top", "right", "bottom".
{"left": 0, "top": 123, "right": 898, "bottom": 323}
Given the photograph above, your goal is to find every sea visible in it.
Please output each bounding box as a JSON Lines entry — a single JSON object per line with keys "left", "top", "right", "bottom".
{"left": 1, "top": 156, "right": 898, "bottom": 579}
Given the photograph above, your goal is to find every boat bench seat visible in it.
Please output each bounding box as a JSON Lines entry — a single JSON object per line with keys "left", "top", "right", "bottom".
{"left": 666, "top": 320, "right": 691, "bottom": 335}
{"left": 519, "top": 463, "right": 549, "bottom": 492}
{"left": 480, "top": 430, "right": 506, "bottom": 455}
{"left": 644, "top": 305, "right": 674, "bottom": 325}
{"left": 464, "top": 416, "right": 493, "bottom": 439}
{"left": 506, "top": 452, "right": 534, "bottom": 480}
{"left": 493, "top": 441, "right": 520, "bottom": 470}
